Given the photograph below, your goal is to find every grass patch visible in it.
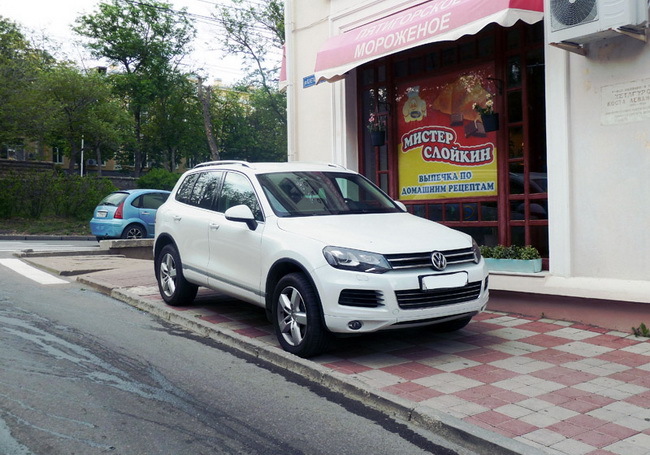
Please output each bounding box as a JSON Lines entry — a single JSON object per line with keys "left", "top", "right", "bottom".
{"left": 0, "top": 217, "right": 91, "bottom": 236}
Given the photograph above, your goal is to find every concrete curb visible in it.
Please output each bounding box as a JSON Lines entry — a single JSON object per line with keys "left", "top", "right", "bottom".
{"left": 0, "top": 235, "right": 96, "bottom": 241}
{"left": 73, "top": 277, "right": 544, "bottom": 455}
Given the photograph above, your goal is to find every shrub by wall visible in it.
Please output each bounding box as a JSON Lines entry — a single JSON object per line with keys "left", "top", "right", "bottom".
{"left": 0, "top": 172, "right": 117, "bottom": 220}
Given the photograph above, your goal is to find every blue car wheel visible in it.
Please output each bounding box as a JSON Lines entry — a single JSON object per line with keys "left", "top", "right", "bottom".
{"left": 121, "top": 224, "right": 146, "bottom": 239}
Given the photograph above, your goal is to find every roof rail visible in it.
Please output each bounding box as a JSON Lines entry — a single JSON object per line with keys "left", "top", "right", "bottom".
{"left": 193, "top": 160, "right": 251, "bottom": 169}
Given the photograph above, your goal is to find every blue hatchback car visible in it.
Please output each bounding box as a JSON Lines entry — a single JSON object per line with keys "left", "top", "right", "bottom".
{"left": 90, "top": 189, "right": 170, "bottom": 240}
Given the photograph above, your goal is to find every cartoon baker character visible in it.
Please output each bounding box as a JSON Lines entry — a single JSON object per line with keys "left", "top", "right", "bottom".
{"left": 402, "top": 86, "right": 427, "bottom": 123}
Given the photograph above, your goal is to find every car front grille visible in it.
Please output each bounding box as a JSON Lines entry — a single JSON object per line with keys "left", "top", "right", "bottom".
{"left": 385, "top": 247, "right": 476, "bottom": 270}
{"left": 395, "top": 281, "right": 482, "bottom": 310}
{"left": 338, "top": 289, "right": 384, "bottom": 308}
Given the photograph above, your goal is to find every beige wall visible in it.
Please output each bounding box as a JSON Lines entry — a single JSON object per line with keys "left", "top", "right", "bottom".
{"left": 545, "top": 34, "right": 650, "bottom": 293}
{"left": 286, "top": 0, "right": 650, "bottom": 302}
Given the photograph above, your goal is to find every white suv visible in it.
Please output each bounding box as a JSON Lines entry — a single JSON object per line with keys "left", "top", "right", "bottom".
{"left": 154, "top": 161, "right": 489, "bottom": 357}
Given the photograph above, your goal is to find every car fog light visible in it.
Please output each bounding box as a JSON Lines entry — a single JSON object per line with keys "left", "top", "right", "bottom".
{"left": 348, "top": 320, "right": 363, "bottom": 330}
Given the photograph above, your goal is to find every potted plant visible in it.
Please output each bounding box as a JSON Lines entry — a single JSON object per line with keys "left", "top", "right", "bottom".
{"left": 367, "top": 113, "right": 386, "bottom": 146}
{"left": 479, "top": 244, "right": 542, "bottom": 273}
{"left": 473, "top": 94, "right": 499, "bottom": 132}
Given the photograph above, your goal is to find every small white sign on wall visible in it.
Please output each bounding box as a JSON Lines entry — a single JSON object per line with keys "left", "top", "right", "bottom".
{"left": 601, "top": 78, "right": 650, "bottom": 125}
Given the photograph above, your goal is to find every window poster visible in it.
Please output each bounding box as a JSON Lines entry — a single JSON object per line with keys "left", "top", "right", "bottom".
{"left": 397, "top": 64, "right": 498, "bottom": 200}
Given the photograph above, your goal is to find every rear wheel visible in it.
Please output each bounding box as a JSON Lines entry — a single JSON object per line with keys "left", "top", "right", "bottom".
{"left": 272, "top": 273, "right": 329, "bottom": 358}
{"left": 156, "top": 244, "right": 198, "bottom": 306}
{"left": 122, "top": 224, "right": 145, "bottom": 239}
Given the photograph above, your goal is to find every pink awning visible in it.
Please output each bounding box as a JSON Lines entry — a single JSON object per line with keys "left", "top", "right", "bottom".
{"left": 314, "top": 0, "right": 543, "bottom": 82}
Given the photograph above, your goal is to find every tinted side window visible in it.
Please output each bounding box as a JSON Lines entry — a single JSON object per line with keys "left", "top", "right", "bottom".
{"left": 140, "top": 192, "right": 169, "bottom": 210}
{"left": 194, "top": 172, "right": 223, "bottom": 209}
{"left": 176, "top": 173, "right": 199, "bottom": 204}
{"left": 217, "top": 172, "right": 263, "bottom": 221}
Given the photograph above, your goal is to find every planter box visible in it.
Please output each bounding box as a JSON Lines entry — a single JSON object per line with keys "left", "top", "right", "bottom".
{"left": 484, "top": 258, "right": 542, "bottom": 273}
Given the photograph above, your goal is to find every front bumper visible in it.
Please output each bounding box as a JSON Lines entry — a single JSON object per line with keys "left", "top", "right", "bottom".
{"left": 313, "top": 261, "right": 489, "bottom": 334}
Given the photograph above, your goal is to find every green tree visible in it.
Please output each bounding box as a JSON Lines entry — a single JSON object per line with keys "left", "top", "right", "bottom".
{"left": 142, "top": 73, "right": 208, "bottom": 170}
{"left": 74, "top": 0, "right": 196, "bottom": 176}
{"left": 0, "top": 16, "right": 55, "bottom": 150}
{"left": 32, "top": 64, "right": 124, "bottom": 173}
{"left": 213, "top": 85, "right": 286, "bottom": 162}
{"left": 214, "top": 0, "right": 286, "bottom": 126}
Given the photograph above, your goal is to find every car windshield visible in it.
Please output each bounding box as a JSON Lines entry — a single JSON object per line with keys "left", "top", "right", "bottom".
{"left": 99, "top": 192, "right": 129, "bottom": 207}
{"left": 257, "top": 171, "right": 401, "bottom": 217}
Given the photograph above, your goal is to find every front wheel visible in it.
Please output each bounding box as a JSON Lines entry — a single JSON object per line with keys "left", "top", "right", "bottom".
{"left": 155, "top": 244, "right": 198, "bottom": 306}
{"left": 272, "top": 273, "right": 329, "bottom": 358}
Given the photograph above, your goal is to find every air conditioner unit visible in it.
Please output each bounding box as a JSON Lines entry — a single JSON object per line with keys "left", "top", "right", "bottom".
{"left": 548, "top": 0, "right": 649, "bottom": 47}
{"left": 86, "top": 159, "right": 98, "bottom": 166}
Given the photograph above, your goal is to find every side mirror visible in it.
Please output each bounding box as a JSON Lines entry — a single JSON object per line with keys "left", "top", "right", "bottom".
{"left": 225, "top": 204, "right": 258, "bottom": 230}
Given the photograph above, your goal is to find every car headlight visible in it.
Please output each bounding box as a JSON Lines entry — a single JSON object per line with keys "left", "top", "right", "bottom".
{"left": 323, "top": 246, "right": 391, "bottom": 274}
{"left": 472, "top": 239, "right": 482, "bottom": 264}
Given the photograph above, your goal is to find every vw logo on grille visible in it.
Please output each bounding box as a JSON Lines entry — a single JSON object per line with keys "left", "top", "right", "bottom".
{"left": 431, "top": 251, "right": 447, "bottom": 271}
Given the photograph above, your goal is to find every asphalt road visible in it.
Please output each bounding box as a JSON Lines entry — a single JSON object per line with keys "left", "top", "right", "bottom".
{"left": 0, "top": 247, "right": 478, "bottom": 455}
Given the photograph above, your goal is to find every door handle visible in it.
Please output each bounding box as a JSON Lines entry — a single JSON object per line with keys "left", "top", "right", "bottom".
{"left": 209, "top": 223, "right": 220, "bottom": 231}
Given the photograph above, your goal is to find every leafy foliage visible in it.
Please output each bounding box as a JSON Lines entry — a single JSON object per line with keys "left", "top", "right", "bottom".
{"left": 214, "top": 0, "right": 286, "bottom": 126}
{"left": 480, "top": 244, "right": 541, "bottom": 260}
{"left": 137, "top": 168, "right": 181, "bottom": 191}
{"left": 0, "top": 172, "right": 116, "bottom": 220}
{"left": 632, "top": 322, "right": 650, "bottom": 338}
{"left": 74, "top": 0, "right": 197, "bottom": 176}
{"left": 0, "top": 16, "right": 55, "bottom": 146}
{"left": 1, "top": 2, "right": 288, "bottom": 174}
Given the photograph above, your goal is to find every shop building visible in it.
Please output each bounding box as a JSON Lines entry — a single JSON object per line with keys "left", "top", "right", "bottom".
{"left": 283, "top": 0, "right": 650, "bottom": 320}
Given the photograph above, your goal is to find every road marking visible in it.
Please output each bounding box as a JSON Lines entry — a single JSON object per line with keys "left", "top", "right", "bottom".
{"left": 0, "top": 259, "right": 68, "bottom": 285}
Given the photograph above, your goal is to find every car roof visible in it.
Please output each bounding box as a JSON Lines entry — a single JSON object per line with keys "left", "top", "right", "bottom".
{"left": 191, "top": 160, "right": 352, "bottom": 174}
{"left": 121, "top": 189, "right": 171, "bottom": 194}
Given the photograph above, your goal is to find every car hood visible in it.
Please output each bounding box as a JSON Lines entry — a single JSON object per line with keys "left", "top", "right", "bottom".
{"left": 275, "top": 212, "right": 472, "bottom": 253}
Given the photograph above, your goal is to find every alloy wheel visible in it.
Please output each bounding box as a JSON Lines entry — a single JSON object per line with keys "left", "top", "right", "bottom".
{"left": 277, "top": 286, "right": 307, "bottom": 347}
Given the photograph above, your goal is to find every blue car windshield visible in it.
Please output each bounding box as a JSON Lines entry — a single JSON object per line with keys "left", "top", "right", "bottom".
{"left": 257, "top": 171, "right": 402, "bottom": 217}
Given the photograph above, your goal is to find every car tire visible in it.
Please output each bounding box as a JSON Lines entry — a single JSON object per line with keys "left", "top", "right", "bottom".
{"left": 433, "top": 315, "right": 472, "bottom": 333}
{"left": 156, "top": 244, "right": 198, "bottom": 306}
{"left": 272, "top": 273, "right": 329, "bottom": 358}
{"left": 122, "top": 223, "right": 146, "bottom": 239}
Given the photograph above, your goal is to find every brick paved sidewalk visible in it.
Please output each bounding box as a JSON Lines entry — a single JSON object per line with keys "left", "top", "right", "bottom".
{"left": 23, "top": 254, "right": 650, "bottom": 455}
{"left": 122, "top": 285, "right": 650, "bottom": 455}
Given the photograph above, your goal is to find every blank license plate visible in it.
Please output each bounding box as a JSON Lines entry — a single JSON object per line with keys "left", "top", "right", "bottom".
{"left": 97, "top": 211, "right": 107, "bottom": 218}
{"left": 420, "top": 272, "right": 468, "bottom": 291}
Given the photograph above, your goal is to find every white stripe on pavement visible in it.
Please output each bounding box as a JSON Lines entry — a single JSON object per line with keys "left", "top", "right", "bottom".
{"left": 0, "top": 259, "right": 68, "bottom": 285}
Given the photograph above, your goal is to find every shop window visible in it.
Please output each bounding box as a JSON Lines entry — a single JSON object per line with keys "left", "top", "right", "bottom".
{"left": 507, "top": 56, "right": 522, "bottom": 88}
{"left": 508, "top": 126, "right": 524, "bottom": 159}
{"left": 427, "top": 204, "right": 443, "bottom": 221}
{"left": 412, "top": 204, "right": 426, "bottom": 218}
{"left": 358, "top": 22, "right": 547, "bottom": 258}
{"left": 441, "top": 48, "right": 457, "bottom": 67}
{"left": 426, "top": 51, "right": 440, "bottom": 71}
{"left": 477, "top": 36, "right": 495, "bottom": 58}
{"left": 507, "top": 28, "right": 520, "bottom": 50}
{"left": 445, "top": 204, "right": 461, "bottom": 222}
{"left": 362, "top": 68, "right": 374, "bottom": 85}
{"left": 459, "top": 42, "right": 475, "bottom": 62}
{"left": 481, "top": 202, "right": 498, "bottom": 221}
{"left": 408, "top": 57, "right": 424, "bottom": 75}
{"left": 507, "top": 92, "right": 523, "bottom": 123}
{"left": 394, "top": 60, "right": 408, "bottom": 78}
{"left": 378, "top": 64, "right": 387, "bottom": 83}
